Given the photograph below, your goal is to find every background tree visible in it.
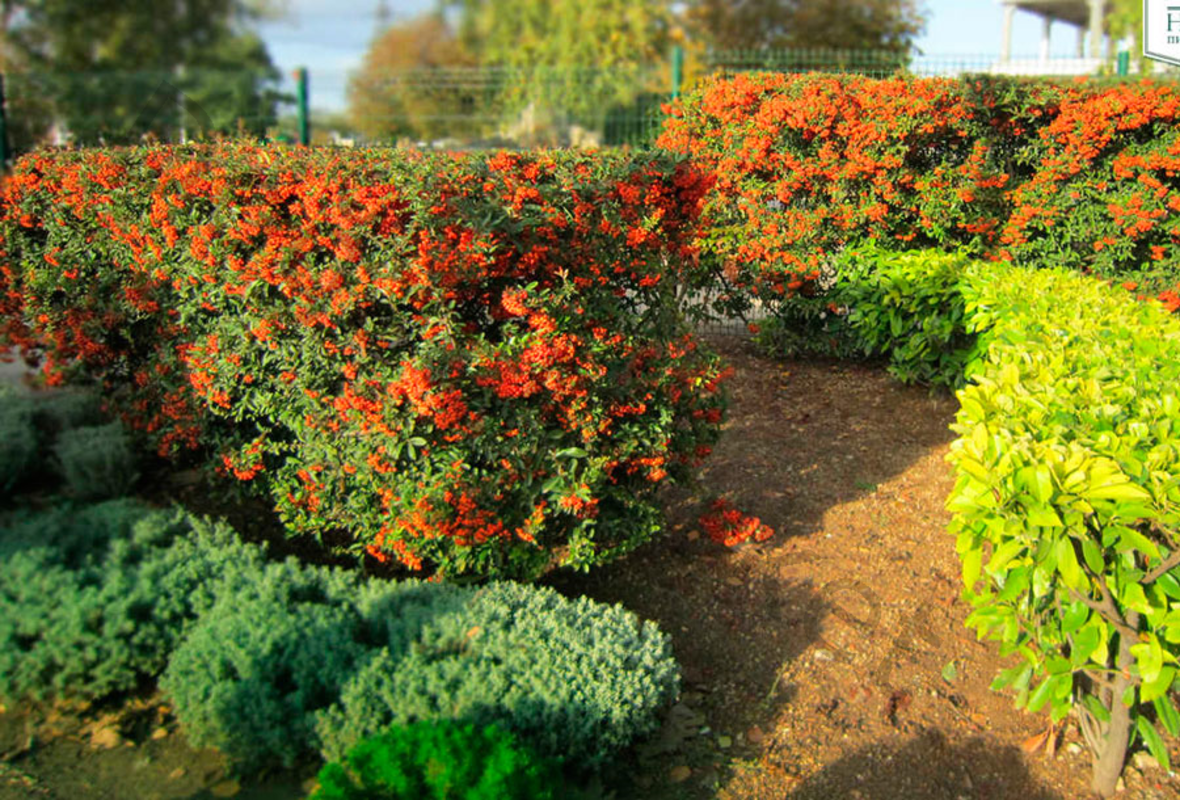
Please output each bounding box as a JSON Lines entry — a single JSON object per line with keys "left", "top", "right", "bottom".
{"left": 347, "top": 13, "right": 481, "bottom": 143}
{"left": 450, "top": 0, "right": 674, "bottom": 133}
{"left": 0, "top": 0, "right": 286, "bottom": 147}
{"left": 686, "top": 0, "right": 928, "bottom": 54}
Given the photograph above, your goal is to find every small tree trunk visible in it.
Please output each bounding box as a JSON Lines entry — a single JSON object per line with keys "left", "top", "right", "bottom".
{"left": 1091, "top": 611, "right": 1140, "bottom": 798}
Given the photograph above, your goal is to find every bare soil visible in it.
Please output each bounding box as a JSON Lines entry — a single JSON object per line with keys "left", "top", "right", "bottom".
{"left": 2, "top": 336, "right": 1178, "bottom": 799}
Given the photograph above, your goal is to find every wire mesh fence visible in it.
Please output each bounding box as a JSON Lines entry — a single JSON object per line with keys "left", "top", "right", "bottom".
{"left": 0, "top": 45, "right": 1159, "bottom": 158}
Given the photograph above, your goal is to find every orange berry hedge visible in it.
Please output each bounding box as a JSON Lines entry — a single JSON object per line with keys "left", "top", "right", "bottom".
{"left": 0, "top": 144, "right": 726, "bottom": 579}
{"left": 658, "top": 72, "right": 1180, "bottom": 311}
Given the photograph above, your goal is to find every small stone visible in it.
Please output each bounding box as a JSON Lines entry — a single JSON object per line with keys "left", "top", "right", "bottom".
{"left": 210, "top": 779, "right": 241, "bottom": 797}
{"left": 151, "top": 727, "right": 169, "bottom": 741}
{"left": 1133, "top": 752, "right": 1159, "bottom": 772}
{"left": 168, "top": 767, "right": 187, "bottom": 781}
{"left": 813, "top": 649, "right": 834, "bottom": 662}
{"left": 90, "top": 727, "right": 122, "bottom": 750}
{"left": 746, "top": 725, "right": 766, "bottom": 745}
{"left": 669, "top": 765, "right": 692, "bottom": 783}
{"left": 1065, "top": 743, "right": 1083, "bottom": 756}
{"left": 718, "top": 735, "right": 733, "bottom": 749}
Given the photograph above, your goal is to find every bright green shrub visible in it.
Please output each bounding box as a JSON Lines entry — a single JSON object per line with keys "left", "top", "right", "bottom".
{"left": 0, "top": 500, "right": 266, "bottom": 702}
{"left": 838, "top": 248, "right": 982, "bottom": 388}
{"left": 310, "top": 721, "right": 562, "bottom": 800}
{"left": 0, "top": 145, "right": 725, "bottom": 580}
{"left": 829, "top": 249, "right": 1180, "bottom": 796}
{"left": 0, "top": 386, "right": 36, "bottom": 494}
{"left": 53, "top": 421, "right": 138, "bottom": 499}
{"left": 948, "top": 265, "right": 1180, "bottom": 793}
{"left": 315, "top": 581, "right": 679, "bottom": 770}
{"left": 162, "top": 568, "right": 678, "bottom": 772}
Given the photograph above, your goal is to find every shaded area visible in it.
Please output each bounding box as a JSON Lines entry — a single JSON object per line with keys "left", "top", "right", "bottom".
{"left": 722, "top": 729, "right": 1066, "bottom": 800}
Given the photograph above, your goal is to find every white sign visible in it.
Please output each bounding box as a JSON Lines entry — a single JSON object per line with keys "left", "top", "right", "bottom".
{"left": 1145, "top": 0, "right": 1180, "bottom": 66}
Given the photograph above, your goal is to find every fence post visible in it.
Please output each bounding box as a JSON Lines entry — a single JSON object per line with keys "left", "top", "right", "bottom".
{"left": 1116, "top": 50, "right": 1130, "bottom": 76}
{"left": 296, "top": 67, "right": 310, "bottom": 145}
{"left": 671, "top": 45, "right": 685, "bottom": 100}
{"left": 0, "top": 74, "right": 9, "bottom": 168}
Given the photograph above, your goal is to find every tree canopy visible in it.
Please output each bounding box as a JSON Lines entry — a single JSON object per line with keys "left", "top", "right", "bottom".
{"left": 0, "top": 0, "right": 285, "bottom": 147}
{"left": 685, "top": 0, "right": 928, "bottom": 53}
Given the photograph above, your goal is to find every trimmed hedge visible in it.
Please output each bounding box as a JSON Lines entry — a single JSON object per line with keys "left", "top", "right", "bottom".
{"left": 828, "top": 248, "right": 1180, "bottom": 789}
{"left": 659, "top": 72, "right": 1180, "bottom": 313}
{"left": 0, "top": 144, "right": 725, "bottom": 579}
{"left": 161, "top": 565, "right": 679, "bottom": 772}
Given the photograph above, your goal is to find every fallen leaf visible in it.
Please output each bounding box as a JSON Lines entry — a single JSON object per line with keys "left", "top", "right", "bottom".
{"left": 746, "top": 725, "right": 765, "bottom": 745}
{"left": 168, "top": 767, "right": 187, "bottom": 781}
{"left": 151, "top": 727, "right": 169, "bottom": 741}
{"left": 669, "top": 765, "right": 692, "bottom": 783}
{"left": 1021, "top": 730, "right": 1049, "bottom": 754}
{"left": 687, "top": 530, "right": 700, "bottom": 542}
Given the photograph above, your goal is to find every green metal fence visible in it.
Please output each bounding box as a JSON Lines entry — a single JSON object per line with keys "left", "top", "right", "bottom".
{"left": 0, "top": 46, "right": 1153, "bottom": 162}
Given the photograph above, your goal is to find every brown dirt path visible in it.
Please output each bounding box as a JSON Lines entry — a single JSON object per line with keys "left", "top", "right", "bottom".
{"left": 548, "top": 336, "right": 1180, "bottom": 800}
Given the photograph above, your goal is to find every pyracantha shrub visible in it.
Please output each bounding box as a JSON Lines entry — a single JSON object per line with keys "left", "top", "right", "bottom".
{"left": 53, "top": 421, "right": 138, "bottom": 500}
{"left": 310, "top": 721, "right": 563, "bottom": 800}
{"left": 0, "top": 144, "right": 726, "bottom": 579}
{"left": 659, "top": 73, "right": 1180, "bottom": 318}
{"left": 698, "top": 498, "right": 773, "bottom": 547}
{"left": 0, "top": 500, "right": 266, "bottom": 702}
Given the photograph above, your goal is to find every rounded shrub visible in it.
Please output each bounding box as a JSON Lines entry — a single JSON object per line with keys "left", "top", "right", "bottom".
{"left": 0, "top": 144, "right": 726, "bottom": 580}
{"left": 160, "top": 566, "right": 679, "bottom": 773}
{"left": 310, "top": 721, "right": 563, "bottom": 800}
{"left": 159, "top": 561, "right": 371, "bottom": 770}
{"left": 0, "top": 500, "right": 266, "bottom": 702}
{"left": 315, "top": 581, "right": 680, "bottom": 771}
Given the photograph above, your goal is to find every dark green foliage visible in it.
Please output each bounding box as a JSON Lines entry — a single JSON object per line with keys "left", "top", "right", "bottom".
{"left": 0, "top": 500, "right": 266, "bottom": 702}
{"left": 33, "top": 390, "right": 105, "bottom": 435}
{"left": 0, "top": 387, "right": 37, "bottom": 494}
{"left": 310, "top": 721, "right": 562, "bottom": 800}
{"left": 159, "top": 562, "right": 371, "bottom": 770}
{"left": 53, "top": 421, "right": 138, "bottom": 500}
{"left": 316, "top": 581, "right": 680, "bottom": 770}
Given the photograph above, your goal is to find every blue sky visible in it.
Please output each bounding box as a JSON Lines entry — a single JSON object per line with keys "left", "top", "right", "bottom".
{"left": 257, "top": 0, "right": 1100, "bottom": 111}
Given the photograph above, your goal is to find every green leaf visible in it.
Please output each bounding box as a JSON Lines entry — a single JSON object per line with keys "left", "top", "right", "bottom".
{"left": 1153, "top": 695, "right": 1180, "bottom": 737}
{"left": 941, "top": 661, "right": 958, "bottom": 683}
{"left": 1137, "top": 716, "right": 1172, "bottom": 773}
{"left": 1142, "top": 666, "right": 1176, "bottom": 704}
{"left": 961, "top": 546, "right": 983, "bottom": 589}
{"left": 1055, "top": 537, "right": 1084, "bottom": 589}
{"left": 1029, "top": 505, "right": 1064, "bottom": 528}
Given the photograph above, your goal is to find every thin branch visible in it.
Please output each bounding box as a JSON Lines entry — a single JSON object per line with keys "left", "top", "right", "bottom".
{"left": 1067, "top": 587, "right": 1139, "bottom": 642}
{"left": 1143, "top": 548, "right": 1180, "bottom": 585}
